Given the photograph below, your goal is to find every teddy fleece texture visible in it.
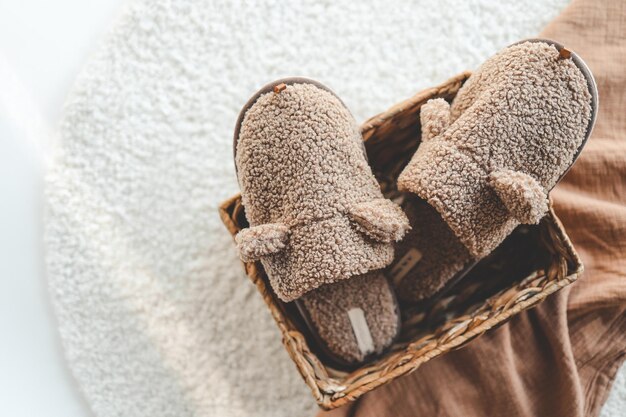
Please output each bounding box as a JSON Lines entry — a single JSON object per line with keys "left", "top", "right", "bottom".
{"left": 236, "top": 82, "right": 409, "bottom": 302}
{"left": 235, "top": 81, "right": 408, "bottom": 363}
{"left": 393, "top": 196, "right": 473, "bottom": 302}
{"left": 398, "top": 41, "right": 593, "bottom": 260}
{"left": 300, "top": 272, "right": 399, "bottom": 364}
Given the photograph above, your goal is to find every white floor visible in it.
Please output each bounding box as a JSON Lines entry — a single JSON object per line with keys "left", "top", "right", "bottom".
{"left": 0, "top": 2, "right": 125, "bottom": 416}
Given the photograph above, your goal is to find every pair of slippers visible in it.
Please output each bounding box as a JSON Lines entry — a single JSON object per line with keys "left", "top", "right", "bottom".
{"left": 232, "top": 39, "right": 597, "bottom": 367}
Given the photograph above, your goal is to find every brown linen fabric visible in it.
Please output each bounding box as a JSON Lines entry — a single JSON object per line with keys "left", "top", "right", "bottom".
{"left": 317, "top": 0, "right": 626, "bottom": 415}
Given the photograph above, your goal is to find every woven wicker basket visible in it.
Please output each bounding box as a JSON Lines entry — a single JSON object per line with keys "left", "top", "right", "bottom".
{"left": 218, "top": 72, "right": 583, "bottom": 410}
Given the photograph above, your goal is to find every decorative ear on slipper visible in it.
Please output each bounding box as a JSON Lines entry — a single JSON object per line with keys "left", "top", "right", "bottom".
{"left": 235, "top": 223, "right": 290, "bottom": 262}
{"left": 348, "top": 199, "right": 410, "bottom": 243}
{"left": 420, "top": 98, "right": 451, "bottom": 141}
{"left": 488, "top": 169, "right": 550, "bottom": 225}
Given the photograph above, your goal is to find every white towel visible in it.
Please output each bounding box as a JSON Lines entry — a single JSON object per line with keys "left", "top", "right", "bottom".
{"left": 45, "top": 1, "right": 605, "bottom": 417}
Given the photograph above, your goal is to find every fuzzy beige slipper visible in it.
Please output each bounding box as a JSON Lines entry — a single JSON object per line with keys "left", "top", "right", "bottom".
{"left": 233, "top": 78, "right": 409, "bottom": 366}
{"left": 393, "top": 39, "right": 598, "bottom": 303}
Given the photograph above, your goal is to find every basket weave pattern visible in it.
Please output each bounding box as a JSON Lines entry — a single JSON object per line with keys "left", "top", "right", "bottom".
{"left": 218, "top": 73, "right": 583, "bottom": 409}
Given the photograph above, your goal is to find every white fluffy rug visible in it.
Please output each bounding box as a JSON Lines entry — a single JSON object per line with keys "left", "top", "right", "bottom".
{"left": 44, "top": 0, "right": 624, "bottom": 416}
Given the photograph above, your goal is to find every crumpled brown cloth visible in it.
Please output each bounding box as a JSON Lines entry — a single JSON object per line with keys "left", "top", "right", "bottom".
{"left": 318, "top": 0, "right": 626, "bottom": 416}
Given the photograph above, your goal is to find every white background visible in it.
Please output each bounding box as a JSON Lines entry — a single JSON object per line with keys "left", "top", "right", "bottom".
{"left": 0, "top": 1, "right": 125, "bottom": 415}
